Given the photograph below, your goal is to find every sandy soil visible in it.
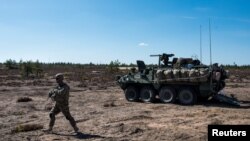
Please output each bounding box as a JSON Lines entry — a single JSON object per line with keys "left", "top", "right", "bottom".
{"left": 0, "top": 71, "right": 249, "bottom": 141}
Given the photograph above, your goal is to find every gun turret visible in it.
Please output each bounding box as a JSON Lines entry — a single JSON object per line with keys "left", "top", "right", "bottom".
{"left": 150, "top": 53, "right": 175, "bottom": 67}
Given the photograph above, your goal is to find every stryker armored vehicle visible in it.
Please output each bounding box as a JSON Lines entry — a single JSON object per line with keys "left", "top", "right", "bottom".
{"left": 116, "top": 53, "right": 229, "bottom": 105}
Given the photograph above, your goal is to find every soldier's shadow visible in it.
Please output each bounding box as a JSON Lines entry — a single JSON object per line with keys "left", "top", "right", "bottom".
{"left": 199, "top": 99, "right": 250, "bottom": 109}
{"left": 75, "top": 132, "right": 104, "bottom": 139}
{"left": 53, "top": 131, "right": 104, "bottom": 139}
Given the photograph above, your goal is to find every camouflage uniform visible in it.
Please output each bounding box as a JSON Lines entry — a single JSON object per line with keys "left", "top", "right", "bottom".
{"left": 47, "top": 74, "right": 78, "bottom": 132}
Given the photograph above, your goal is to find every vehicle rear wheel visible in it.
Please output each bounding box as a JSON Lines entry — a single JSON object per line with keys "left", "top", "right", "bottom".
{"left": 159, "top": 86, "right": 176, "bottom": 103}
{"left": 178, "top": 88, "right": 197, "bottom": 105}
{"left": 125, "top": 86, "right": 139, "bottom": 102}
{"left": 140, "top": 87, "right": 156, "bottom": 103}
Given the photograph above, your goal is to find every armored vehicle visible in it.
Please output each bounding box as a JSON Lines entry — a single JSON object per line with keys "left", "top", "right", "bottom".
{"left": 116, "top": 53, "right": 229, "bottom": 105}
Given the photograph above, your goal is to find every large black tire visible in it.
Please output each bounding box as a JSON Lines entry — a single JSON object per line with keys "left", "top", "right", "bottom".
{"left": 159, "top": 86, "right": 176, "bottom": 103}
{"left": 125, "top": 86, "right": 139, "bottom": 102}
{"left": 178, "top": 88, "right": 197, "bottom": 105}
{"left": 140, "top": 87, "right": 156, "bottom": 103}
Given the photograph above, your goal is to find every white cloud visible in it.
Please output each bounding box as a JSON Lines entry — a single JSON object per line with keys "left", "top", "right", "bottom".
{"left": 138, "top": 42, "right": 149, "bottom": 47}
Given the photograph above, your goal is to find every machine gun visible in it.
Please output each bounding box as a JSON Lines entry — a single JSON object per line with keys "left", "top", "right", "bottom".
{"left": 150, "top": 53, "right": 175, "bottom": 67}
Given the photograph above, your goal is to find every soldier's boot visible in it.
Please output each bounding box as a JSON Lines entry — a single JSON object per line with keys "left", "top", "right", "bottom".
{"left": 42, "top": 126, "right": 53, "bottom": 133}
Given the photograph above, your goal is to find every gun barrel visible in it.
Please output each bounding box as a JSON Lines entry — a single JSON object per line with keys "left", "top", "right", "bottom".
{"left": 167, "top": 54, "right": 174, "bottom": 57}
{"left": 150, "top": 54, "right": 162, "bottom": 57}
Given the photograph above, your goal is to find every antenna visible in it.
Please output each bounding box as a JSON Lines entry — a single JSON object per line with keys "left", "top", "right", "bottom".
{"left": 200, "top": 25, "right": 202, "bottom": 64}
{"left": 209, "top": 19, "right": 212, "bottom": 66}
{"left": 209, "top": 19, "right": 213, "bottom": 92}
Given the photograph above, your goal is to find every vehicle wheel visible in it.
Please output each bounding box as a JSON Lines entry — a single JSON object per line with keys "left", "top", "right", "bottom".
{"left": 125, "top": 86, "right": 139, "bottom": 102}
{"left": 140, "top": 87, "right": 156, "bottom": 103}
{"left": 178, "top": 88, "right": 197, "bottom": 105}
{"left": 159, "top": 86, "right": 176, "bottom": 103}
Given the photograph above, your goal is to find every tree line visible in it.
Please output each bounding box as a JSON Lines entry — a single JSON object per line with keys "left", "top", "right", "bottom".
{"left": 0, "top": 59, "right": 139, "bottom": 78}
{"left": 1, "top": 59, "right": 249, "bottom": 72}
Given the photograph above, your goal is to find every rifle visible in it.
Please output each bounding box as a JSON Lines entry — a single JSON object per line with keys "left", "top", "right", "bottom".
{"left": 47, "top": 89, "right": 56, "bottom": 101}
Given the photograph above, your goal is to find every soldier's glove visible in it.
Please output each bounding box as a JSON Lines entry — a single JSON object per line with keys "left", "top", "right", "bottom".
{"left": 48, "top": 89, "right": 56, "bottom": 101}
{"left": 48, "top": 90, "right": 54, "bottom": 98}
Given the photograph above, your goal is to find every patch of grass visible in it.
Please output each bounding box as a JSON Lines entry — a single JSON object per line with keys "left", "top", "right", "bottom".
{"left": 77, "top": 82, "right": 88, "bottom": 87}
{"left": 210, "top": 118, "right": 223, "bottom": 125}
{"left": 11, "top": 123, "right": 43, "bottom": 133}
{"left": 103, "top": 101, "right": 115, "bottom": 107}
{"left": 130, "top": 127, "right": 143, "bottom": 135}
{"left": 228, "top": 84, "right": 241, "bottom": 88}
{"left": 98, "top": 85, "right": 107, "bottom": 90}
{"left": 12, "top": 111, "right": 25, "bottom": 116}
{"left": 17, "top": 97, "right": 33, "bottom": 102}
{"left": 207, "top": 113, "right": 218, "bottom": 118}
{"left": 29, "top": 114, "right": 38, "bottom": 118}
{"left": 1, "top": 88, "right": 8, "bottom": 92}
{"left": 185, "top": 113, "right": 195, "bottom": 117}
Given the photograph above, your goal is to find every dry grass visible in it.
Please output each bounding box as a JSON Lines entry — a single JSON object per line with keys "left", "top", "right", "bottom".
{"left": 210, "top": 118, "right": 223, "bottom": 125}
{"left": 11, "top": 124, "right": 43, "bottom": 133}
{"left": 16, "top": 97, "right": 33, "bottom": 102}
{"left": 0, "top": 66, "right": 249, "bottom": 140}
{"left": 103, "top": 101, "right": 116, "bottom": 107}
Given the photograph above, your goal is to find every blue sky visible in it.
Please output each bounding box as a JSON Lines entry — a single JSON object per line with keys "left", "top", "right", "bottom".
{"left": 0, "top": 0, "right": 249, "bottom": 65}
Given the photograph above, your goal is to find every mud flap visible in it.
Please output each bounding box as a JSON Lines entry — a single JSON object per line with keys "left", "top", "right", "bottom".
{"left": 212, "top": 94, "right": 241, "bottom": 106}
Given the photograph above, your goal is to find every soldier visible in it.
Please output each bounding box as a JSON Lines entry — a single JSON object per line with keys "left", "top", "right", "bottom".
{"left": 161, "top": 53, "right": 169, "bottom": 66}
{"left": 43, "top": 73, "right": 79, "bottom": 133}
{"left": 160, "top": 53, "right": 175, "bottom": 67}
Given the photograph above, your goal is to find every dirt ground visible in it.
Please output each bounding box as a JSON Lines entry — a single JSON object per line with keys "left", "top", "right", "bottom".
{"left": 0, "top": 69, "right": 250, "bottom": 141}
